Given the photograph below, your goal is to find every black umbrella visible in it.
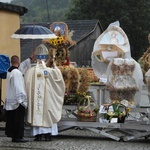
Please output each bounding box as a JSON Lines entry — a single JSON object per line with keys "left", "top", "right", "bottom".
{"left": 11, "top": 25, "right": 57, "bottom": 39}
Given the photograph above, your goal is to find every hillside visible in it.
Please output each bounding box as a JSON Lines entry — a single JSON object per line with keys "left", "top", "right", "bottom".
{"left": 10, "top": 0, "right": 72, "bottom": 23}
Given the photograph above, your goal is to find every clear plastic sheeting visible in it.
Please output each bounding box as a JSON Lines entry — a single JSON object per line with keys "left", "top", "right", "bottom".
{"left": 91, "top": 21, "right": 131, "bottom": 80}
{"left": 107, "top": 58, "right": 142, "bottom": 106}
{"left": 91, "top": 21, "right": 143, "bottom": 106}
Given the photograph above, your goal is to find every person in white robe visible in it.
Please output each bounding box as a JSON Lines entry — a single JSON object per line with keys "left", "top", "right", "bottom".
{"left": 24, "top": 44, "right": 65, "bottom": 141}
{"left": 4, "top": 54, "right": 34, "bottom": 143}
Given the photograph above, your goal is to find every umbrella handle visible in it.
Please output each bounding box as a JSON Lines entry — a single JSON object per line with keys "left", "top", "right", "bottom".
{"left": 52, "top": 49, "right": 57, "bottom": 68}
{"left": 53, "top": 61, "right": 56, "bottom": 69}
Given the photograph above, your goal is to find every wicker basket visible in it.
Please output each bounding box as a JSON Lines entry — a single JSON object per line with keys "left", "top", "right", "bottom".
{"left": 77, "top": 112, "right": 97, "bottom": 122}
{"left": 104, "top": 103, "right": 127, "bottom": 123}
{"left": 104, "top": 114, "right": 126, "bottom": 123}
{"left": 77, "top": 96, "right": 99, "bottom": 122}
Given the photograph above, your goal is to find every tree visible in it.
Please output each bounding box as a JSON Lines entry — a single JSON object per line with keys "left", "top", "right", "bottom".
{"left": 66, "top": 0, "right": 150, "bottom": 60}
{"left": 10, "top": 0, "right": 72, "bottom": 23}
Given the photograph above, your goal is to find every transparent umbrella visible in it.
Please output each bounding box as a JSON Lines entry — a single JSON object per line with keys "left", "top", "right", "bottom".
{"left": 11, "top": 25, "right": 57, "bottom": 60}
{"left": 11, "top": 25, "right": 57, "bottom": 39}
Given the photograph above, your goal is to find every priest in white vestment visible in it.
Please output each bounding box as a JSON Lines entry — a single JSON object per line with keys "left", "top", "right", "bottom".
{"left": 24, "top": 44, "right": 65, "bottom": 141}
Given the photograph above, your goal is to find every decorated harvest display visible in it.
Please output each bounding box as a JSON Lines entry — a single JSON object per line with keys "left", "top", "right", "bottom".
{"left": 138, "top": 34, "right": 150, "bottom": 83}
{"left": 107, "top": 58, "right": 139, "bottom": 104}
{"left": 43, "top": 22, "right": 100, "bottom": 121}
{"left": 44, "top": 22, "right": 93, "bottom": 107}
{"left": 92, "top": 22, "right": 144, "bottom": 124}
{"left": 138, "top": 34, "right": 150, "bottom": 94}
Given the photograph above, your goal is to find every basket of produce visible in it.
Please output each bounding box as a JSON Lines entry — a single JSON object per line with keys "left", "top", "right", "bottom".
{"left": 77, "top": 96, "right": 99, "bottom": 122}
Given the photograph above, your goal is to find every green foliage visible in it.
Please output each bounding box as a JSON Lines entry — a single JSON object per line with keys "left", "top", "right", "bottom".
{"left": 66, "top": 0, "right": 150, "bottom": 60}
{"left": 10, "top": 0, "right": 72, "bottom": 23}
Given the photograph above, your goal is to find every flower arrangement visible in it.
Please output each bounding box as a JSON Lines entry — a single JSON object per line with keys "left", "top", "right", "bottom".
{"left": 48, "top": 36, "right": 64, "bottom": 45}
{"left": 44, "top": 36, "right": 70, "bottom": 66}
{"left": 104, "top": 100, "right": 130, "bottom": 123}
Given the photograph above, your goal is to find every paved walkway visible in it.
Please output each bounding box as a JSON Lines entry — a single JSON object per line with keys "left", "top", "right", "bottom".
{"left": 0, "top": 85, "right": 150, "bottom": 149}
{"left": 0, "top": 125, "right": 150, "bottom": 150}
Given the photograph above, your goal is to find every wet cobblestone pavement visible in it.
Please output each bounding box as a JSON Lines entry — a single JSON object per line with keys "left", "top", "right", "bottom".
{"left": 0, "top": 123, "right": 150, "bottom": 150}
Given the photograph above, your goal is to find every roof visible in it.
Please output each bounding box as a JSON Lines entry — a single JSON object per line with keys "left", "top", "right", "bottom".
{"left": 65, "top": 19, "right": 103, "bottom": 42}
{"left": 0, "top": 2, "right": 28, "bottom": 16}
{"left": 19, "top": 19, "right": 103, "bottom": 60}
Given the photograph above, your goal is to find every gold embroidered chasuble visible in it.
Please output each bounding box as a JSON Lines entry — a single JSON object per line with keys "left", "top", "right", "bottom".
{"left": 25, "top": 62, "right": 65, "bottom": 127}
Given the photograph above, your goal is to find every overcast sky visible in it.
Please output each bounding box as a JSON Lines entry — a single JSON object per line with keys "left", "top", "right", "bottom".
{"left": 0, "top": 0, "right": 12, "bottom": 3}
